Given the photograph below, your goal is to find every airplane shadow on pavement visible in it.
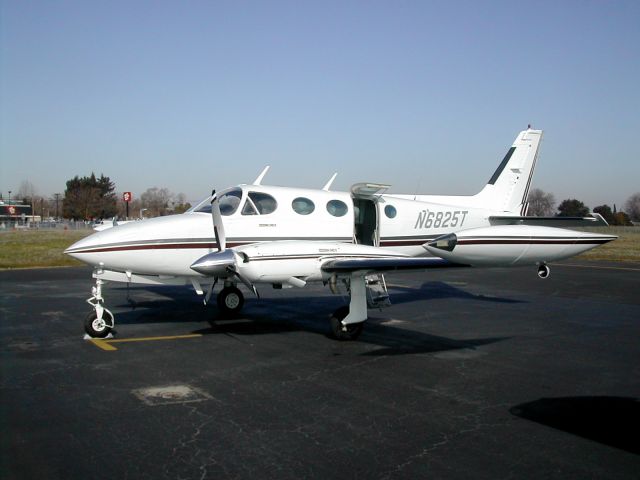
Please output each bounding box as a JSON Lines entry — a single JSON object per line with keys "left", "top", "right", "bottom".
{"left": 385, "top": 280, "right": 526, "bottom": 305}
{"left": 108, "top": 281, "right": 515, "bottom": 356}
{"left": 511, "top": 396, "right": 640, "bottom": 455}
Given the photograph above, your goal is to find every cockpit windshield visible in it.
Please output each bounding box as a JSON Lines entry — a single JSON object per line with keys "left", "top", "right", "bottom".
{"left": 189, "top": 188, "right": 243, "bottom": 216}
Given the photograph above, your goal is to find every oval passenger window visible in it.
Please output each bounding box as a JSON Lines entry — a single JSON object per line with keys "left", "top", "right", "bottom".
{"left": 326, "top": 200, "right": 348, "bottom": 217}
{"left": 292, "top": 197, "right": 315, "bottom": 215}
{"left": 384, "top": 205, "right": 397, "bottom": 218}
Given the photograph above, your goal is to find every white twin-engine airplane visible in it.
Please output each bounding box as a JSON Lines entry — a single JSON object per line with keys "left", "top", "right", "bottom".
{"left": 66, "top": 128, "right": 615, "bottom": 340}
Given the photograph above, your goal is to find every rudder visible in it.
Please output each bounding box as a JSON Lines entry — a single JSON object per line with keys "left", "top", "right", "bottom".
{"left": 474, "top": 128, "right": 543, "bottom": 213}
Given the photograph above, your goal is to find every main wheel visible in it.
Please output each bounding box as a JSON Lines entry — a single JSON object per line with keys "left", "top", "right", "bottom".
{"left": 84, "top": 310, "right": 114, "bottom": 338}
{"left": 330, "top": 306, "right": 364, "bottom": 341}
{"left": 217, "top": 286, "right": 244, "bottom": 317}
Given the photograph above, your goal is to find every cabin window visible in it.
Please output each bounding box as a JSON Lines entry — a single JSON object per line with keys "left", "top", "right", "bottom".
{"left": 248, "top": 192, "right": 277, "bottom": 215}
{"left": 326, "top": 200, "right": 348, "bottom": 217}
{"left": 292, "top": 197, "right": 315, "bottom": 215}
{"left": 384, "top": 205, "right": 397, "bottom": 219}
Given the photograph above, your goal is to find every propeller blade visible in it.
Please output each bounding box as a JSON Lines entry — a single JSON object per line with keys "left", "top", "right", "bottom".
{"left": 211, "top": 190, "right": 226, "bottom": 252}
{"left": 227, "top": 266, "right": 260, "bottom": 298}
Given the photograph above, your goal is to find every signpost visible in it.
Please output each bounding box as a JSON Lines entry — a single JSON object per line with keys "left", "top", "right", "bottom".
{"left": 123, "top": 192, "right": 132, "bottom": 219}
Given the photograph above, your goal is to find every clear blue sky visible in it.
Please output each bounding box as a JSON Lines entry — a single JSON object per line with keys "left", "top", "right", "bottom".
{"left": 1, "top": 0, "right": 639, "bottom": 209}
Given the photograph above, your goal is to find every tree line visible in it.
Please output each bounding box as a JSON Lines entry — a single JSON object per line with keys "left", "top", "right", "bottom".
{"left": 61, "top": 173, "right": 191, "bottom": 221}
{"left": 527, "top": 189, "right": 639, "bottom": 225}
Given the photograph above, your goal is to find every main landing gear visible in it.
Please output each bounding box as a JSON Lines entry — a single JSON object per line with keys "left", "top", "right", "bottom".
{"left": 329, "top": 273, "right": 368, "bottom": 341}
{"left": 330, "top": 306, "right": 365, "bottom": 340}
{"left": 216, "top": 285, "right": 244, "bottom": 317}
{"left": 85, "top": 277, "right": 114, "bottom": 338}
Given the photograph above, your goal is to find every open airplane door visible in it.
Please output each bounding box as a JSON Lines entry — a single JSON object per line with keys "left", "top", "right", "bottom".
{"left": 351, "top": 183, "right": 390, "bottom": 247}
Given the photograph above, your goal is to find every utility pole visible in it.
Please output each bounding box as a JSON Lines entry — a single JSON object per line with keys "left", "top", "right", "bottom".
{"left": 54, "top": 193, "right": 61, "bottom": 220}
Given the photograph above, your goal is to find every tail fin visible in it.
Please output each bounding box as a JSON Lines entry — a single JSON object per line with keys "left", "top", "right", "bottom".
{"left": 474, "top": 128, "right": 543, "bottom": 213}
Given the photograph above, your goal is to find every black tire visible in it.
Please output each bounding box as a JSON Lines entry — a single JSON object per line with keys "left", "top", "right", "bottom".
{"left": 84, "top": 310, "right": 113, "bottom": 338}
{"left": 217, "top": 286, "right": 244, "bottom": 317}
{"left": 330, "top": 306, "right": 364, "bottom": 341}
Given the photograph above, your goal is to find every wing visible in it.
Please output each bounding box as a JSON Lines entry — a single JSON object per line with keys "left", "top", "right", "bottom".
{"left": 321, "top": 256, "right": 468, "bottom": 275}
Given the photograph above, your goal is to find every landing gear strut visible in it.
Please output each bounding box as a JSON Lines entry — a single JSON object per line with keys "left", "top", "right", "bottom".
{"left": 330, "top": 273, "right": 367, "bottom": 341}
{"left": 85, "top": 277, "right": 114, "bottom": 338}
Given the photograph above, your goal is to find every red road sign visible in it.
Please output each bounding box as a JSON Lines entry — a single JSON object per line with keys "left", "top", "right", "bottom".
{"left": 123, "top": 192, "right": 132, "bottom": 202}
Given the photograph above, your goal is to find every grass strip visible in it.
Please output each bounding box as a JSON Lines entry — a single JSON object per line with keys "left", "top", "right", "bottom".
{"left": 0, "top": 229, "right": 92, "bottom": 269}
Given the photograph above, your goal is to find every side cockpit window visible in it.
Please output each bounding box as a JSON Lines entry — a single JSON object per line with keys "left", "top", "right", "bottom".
{"left": 250, "top": 192, "right": 277, "bottom": 214}
{"left": 242, "top": 200, "right": 257, "bottom": 215}
{"left": 242, "top": 192, "right": 277, "bottom": 216}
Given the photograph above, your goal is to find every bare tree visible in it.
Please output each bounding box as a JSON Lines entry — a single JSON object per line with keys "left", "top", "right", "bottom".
{"left": 172, "top": 192, "right": 191, "bottom": 214}
{"left": 16, "top": 180, "right": 37, "bottom": 202}
{"left": 526, "top": 188, "right": 556, "bottom": 216}
{"left": 624, "top": 193, "right": 640, "bottom": 221}
{"left": 140, "top": 187, "right": 173, "bottom": 217}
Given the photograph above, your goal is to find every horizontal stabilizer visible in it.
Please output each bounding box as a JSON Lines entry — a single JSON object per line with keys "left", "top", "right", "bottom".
{"left": 489, "top": 213, "right": 609, "bottom": 228}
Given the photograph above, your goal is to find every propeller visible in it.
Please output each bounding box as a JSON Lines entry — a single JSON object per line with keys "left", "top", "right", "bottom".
{"left": 211, "top": 190, "right": 225, "bottom": 252}
{"left": 190, "top": 189, "right": 259, "bottom": 297}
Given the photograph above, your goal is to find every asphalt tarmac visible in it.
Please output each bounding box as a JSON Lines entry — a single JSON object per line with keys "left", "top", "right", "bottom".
{"left": 1, "top": 262, "right": 639, "bottom": 479}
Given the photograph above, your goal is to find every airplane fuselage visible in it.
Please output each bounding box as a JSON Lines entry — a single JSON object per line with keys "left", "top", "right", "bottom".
{"left": 66, "top": 184, "right": 502, "bottom": 279}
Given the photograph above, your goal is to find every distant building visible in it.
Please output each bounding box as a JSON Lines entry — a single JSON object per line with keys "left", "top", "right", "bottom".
{"left": 0, "top": 201, "right": 39, "bottom": 226}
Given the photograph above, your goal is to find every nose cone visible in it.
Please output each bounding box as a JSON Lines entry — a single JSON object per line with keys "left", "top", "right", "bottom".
{"left": 65, "top": 234, "right": 97, "bottom": 257}
{"left": 64, "top": 229, "right": 116, "bottom": 265}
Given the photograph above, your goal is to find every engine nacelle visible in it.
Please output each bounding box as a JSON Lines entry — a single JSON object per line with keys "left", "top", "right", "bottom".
{"left": 423, "top": 225, "right": 616, "bottom": 267}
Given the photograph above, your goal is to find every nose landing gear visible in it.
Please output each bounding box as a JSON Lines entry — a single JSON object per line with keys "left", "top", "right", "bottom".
{"left": 85, "top": 277, "right": 114, "bottom": 338}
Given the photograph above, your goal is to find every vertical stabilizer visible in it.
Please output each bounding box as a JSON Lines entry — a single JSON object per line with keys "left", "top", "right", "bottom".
{"left": 473, "top": 128, "right": 543, "bottom": 213}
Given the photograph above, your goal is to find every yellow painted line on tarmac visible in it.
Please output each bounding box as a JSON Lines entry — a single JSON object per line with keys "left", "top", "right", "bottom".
{"left": 90, "top": 339, "right": 118, "bottom": 351}
{"left": 90, "top": 334, "right": 203, "bottom": 351}
{"left": 557, "top": 263, "right": 640, "bottom": 272}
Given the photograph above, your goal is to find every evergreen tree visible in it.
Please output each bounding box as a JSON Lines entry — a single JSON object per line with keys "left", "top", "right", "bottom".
{"left": 557, "top": 199, "right": 590, "bottom": 217}
{"left": 63, "top": 173, "right": 117, "bottom": 220}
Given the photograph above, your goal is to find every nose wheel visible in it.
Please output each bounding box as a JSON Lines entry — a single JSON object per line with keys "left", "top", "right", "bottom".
{"left": 217, "top": 285, "right": 244, "bottom": 317}
{"left": 85, "top": 309, "right": 114, "bottom": 338}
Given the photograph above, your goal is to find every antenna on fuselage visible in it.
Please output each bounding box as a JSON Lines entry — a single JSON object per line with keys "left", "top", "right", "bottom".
{"left": 253, "top": 166, "right": 270, "bottom": 185}
{"left": 322, "top": 172, "right": 338, "bottom": 191}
